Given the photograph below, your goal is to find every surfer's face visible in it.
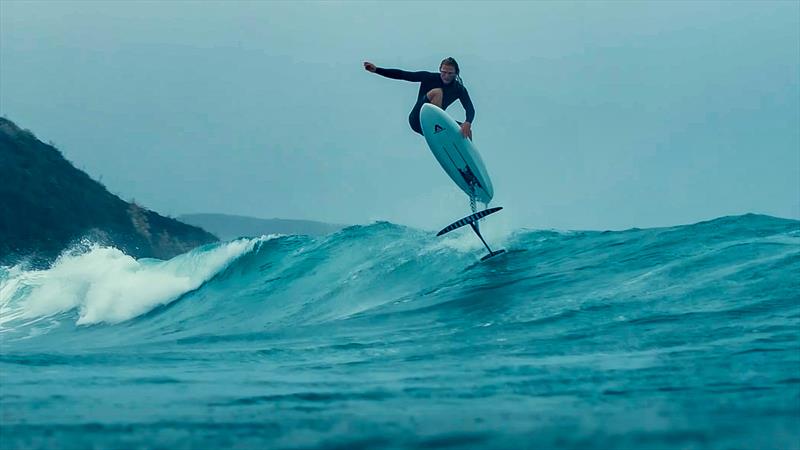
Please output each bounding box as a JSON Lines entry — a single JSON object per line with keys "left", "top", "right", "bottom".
{"left": 439, "top": 64, "right": 457, "bottom": 84}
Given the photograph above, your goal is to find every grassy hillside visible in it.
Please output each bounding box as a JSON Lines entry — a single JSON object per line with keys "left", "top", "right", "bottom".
{"left": 0, "top": 117, "right": 218, "bottom": 265}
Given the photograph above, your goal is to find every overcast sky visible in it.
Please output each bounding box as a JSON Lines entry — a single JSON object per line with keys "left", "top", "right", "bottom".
{"left": 1, "top": 0, "right": 798, "bottom": 231}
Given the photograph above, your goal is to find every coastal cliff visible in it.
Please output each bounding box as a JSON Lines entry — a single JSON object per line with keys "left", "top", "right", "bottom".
{"left": 0, "top": 117, "right": 218, "bottom": 265}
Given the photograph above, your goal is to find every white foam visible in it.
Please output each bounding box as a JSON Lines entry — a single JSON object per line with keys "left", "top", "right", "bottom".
{"left": 0, "top": 265, "right": 38, "bottom": 331}
{"left": 0, "top": 238, "right": 263, "bottom": 326}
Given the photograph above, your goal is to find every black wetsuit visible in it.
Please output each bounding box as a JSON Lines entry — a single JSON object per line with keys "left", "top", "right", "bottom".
{"left": 374, "top": 67, "right": 475, "bottom": 135}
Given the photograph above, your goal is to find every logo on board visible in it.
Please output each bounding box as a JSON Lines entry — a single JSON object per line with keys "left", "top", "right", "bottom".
{"left": 434, "top": 124, "right": 445, "bottom": 134}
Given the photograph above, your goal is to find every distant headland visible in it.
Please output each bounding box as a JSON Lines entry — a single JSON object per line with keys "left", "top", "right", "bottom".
{"left": 178, "top": 213, "right": 345, "bottom": 241}
{"left": 0, "top": 117, "right": 218, "bottom": 266}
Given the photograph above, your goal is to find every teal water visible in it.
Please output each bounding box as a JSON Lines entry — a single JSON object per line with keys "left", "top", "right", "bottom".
{"left": 1, "top": 214, "right": 798, "bottom": 449}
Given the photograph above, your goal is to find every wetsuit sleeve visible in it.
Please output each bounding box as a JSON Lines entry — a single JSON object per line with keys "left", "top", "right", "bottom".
{"left": 374, "top": 67, "right": 430, "bottom": 82}
{"left": 460, "top": 86, "right": 475, "bottom": 123}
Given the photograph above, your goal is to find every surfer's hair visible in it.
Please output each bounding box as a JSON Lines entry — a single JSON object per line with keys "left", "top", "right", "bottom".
{"left": 440, "top": 57, "right": 463, "bottom": 86}
{"left": 440, "top": 57, "right": 460, "bottom": 74}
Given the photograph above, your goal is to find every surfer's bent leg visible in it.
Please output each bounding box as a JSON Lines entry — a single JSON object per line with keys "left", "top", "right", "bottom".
{"left": 409, "top": 112, "right": 423, "bottom": 135}
{"left": 408, "top": 93, "right": 430, "bottom": 135}
{"left": 408, "top": 89, "right": 443, "bottom": 135}
{"left": 426, "top": 88, "right": 443, "bottom": 108}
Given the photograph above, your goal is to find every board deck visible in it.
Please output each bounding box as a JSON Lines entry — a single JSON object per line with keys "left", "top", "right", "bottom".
{"left": 419, "top": 103, "right": 494, "bottom": 203}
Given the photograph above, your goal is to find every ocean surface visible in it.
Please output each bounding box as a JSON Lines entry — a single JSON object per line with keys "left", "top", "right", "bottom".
{"left": 1, "top": 214, "right": 798, "bottom": 450}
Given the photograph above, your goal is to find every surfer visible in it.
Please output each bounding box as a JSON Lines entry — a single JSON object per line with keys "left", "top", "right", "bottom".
{"left": 363, "top": 57, "right": 475, "bottom": 139}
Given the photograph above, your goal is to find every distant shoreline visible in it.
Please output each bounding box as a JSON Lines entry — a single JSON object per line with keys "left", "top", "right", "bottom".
{"left": 178, "top": 213, "right": 346, "bottom": 241}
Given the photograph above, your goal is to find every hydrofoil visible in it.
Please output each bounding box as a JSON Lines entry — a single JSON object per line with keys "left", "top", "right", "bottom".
{"left": 420, "top": 103, "right": 505, "bottom": 261}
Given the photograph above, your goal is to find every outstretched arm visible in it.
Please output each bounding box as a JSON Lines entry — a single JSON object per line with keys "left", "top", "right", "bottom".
{"left": 363, "top": 61, "right": 428, "bottom": 82}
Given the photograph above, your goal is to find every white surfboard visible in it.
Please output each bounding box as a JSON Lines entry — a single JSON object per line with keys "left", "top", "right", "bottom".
{"left": 419, "top": 103, "right": 494, "bottom": 203}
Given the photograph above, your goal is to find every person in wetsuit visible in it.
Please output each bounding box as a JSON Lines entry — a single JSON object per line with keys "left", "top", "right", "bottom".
{"left": 363, "top": 57, "right": 475, "bottom": 139}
